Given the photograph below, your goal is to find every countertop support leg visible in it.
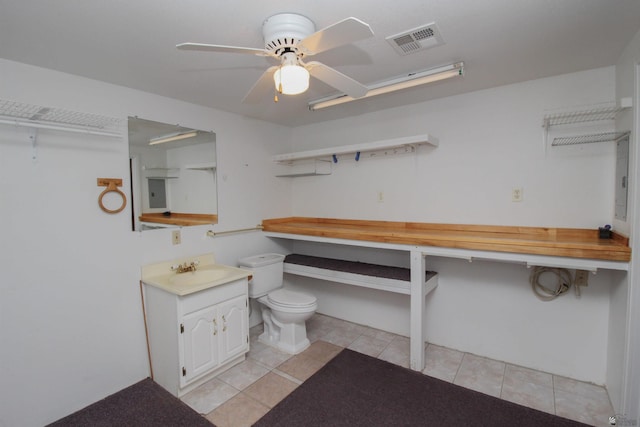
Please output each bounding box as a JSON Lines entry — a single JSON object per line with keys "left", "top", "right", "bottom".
{"left": 410, "top": 249, "right": 426, "bottom": 371}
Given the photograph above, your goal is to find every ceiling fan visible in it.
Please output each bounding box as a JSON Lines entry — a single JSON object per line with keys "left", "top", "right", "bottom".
{"left": 177, "top": 13, "right": 374, "bottom": 103}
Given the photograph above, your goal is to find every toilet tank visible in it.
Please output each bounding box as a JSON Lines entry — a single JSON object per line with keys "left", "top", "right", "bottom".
{"left": 238, "top": 253, "right": 285, "bottom": 298}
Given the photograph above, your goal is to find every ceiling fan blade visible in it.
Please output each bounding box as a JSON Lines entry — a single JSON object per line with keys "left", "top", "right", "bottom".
{"left": 306, "top": 61, "right": 368, "bottom": 98}
{"left": 242, "top": 66, "right": 278, "bottom": 104}
{"left": 176, "top": 43, "right": 270, "bottom": 56}
{"left": 298, "top": 17, "right": 374, "bottom": 56}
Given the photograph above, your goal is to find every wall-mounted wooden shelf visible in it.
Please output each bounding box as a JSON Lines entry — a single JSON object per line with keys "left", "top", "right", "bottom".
{"left": 262, "top": 217, "right": 631, "bottom": 267}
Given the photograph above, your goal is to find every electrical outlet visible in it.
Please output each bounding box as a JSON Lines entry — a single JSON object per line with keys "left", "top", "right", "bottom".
{"left": 575, "top": 270, "right": 589, "bottom": 287}
{"left": 172, "top": 230, "right": 181, "bottom": 245}
{"left": 512, "top": 187, "right": 523, "bottom": 202}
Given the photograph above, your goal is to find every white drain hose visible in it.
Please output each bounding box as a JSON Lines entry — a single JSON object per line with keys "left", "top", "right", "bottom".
{"left": 529, "top": 267, "right": 573, "bottom": 301}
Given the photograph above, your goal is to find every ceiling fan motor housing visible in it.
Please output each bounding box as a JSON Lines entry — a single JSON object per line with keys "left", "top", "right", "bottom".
{"left": 263, "top": 13, "right": 315, "bottom": 56}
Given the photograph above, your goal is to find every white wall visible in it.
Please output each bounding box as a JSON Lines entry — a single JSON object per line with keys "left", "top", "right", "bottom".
{"left": 130, "top": 142, "right": 218, "bottom": 215}
{"left": 0, "top": 59, "right": 293, "bottom": 427}
{"left": 285, "top": 67, "right": 619, "bottom": 384}
{"left": 291, "top": 66, "right": 616, "bottom": 227}
{"left": 611, "top": 27, "right": 640, "bottom": 421}
{"left": 0, "top": 56, "right": 633, "bottom": 424}
{"left": 167, "top": 143, "right": 217, "bottom": 213}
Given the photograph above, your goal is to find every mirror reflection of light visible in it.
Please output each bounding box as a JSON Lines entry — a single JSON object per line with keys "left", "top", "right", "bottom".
{"left": 149, "top": 131, "right": 198, "bottom": 145}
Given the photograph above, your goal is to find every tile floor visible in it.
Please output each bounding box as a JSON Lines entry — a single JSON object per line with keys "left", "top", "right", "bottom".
{"left": 181, "top": 314, "right": 614, "bottom": 427}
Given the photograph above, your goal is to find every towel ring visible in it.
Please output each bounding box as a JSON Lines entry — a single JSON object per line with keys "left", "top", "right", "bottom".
{"left": 97, "top": 178, "right": 127, "bottom": 214}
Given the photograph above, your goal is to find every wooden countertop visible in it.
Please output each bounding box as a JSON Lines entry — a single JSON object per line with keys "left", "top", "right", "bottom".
{"left": 262, "top": 217, "right": 631, "bottom": 262}
{"left": 139, "top": 212, "right": 218, "bottom": 227}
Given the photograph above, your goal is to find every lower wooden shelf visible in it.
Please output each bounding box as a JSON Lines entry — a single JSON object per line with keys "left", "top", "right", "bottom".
{"left": 284, "top": 253, "right": 438, "bottom": 295}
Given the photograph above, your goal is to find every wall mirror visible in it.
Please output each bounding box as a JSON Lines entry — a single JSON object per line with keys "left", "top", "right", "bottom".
{"left": 128, "top": 117, "right": 218, "bottom": 231}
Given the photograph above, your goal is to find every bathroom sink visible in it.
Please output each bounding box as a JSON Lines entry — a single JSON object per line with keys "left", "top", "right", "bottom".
{"left": 168, "top": 268, "right": 229, "bottom": 286}
{"left": 141, "top": 254, "right": 253, "bottom": 296}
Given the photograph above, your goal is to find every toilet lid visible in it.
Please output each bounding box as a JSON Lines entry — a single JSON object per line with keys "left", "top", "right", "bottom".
{"left": 268, "top": 289, "right": 316, "bottom": 307}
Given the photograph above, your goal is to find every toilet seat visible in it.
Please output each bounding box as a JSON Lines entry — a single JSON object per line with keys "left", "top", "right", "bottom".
{"left": 267, "top": 288, "right": 317, "bottom": 309}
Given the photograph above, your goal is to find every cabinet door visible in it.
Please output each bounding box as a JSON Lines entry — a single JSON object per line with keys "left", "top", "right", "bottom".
{"left": 218, "top": 295, "right": 249, "bottom": 362}
{"left": 182, "top": 306, "right": 218, "bottom": 385}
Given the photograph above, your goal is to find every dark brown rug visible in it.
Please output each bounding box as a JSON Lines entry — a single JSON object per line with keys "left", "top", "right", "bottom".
{"left": 254, "top": 349, "right": 591, "bottom": 427}
{"left": 47, "top": 378, "right": 212, "bottom": 427}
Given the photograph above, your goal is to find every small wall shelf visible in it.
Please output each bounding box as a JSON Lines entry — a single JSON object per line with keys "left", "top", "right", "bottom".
{"left": 273, "top": 133, "right": 438, "bottom": 164}
{"left": 0, "top": 99, "right": 123, "bottom": 138}
{"left": 276, "top": 160, "right": 332, "bottom": 177}
{"left": 551, "top": 131, "right": 630, "bottom": 147}
{"left": 143, "top": 166, "right": 179, "bottom": 179}
{"left": 184, "top": 162, "right": 216, "bottom": 171}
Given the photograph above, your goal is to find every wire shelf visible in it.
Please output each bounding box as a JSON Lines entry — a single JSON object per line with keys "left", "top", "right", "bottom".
{"left": 552, "top": 131, "right": 630, "bottom": 146}
{"left": 0, "top": 99, "right": 122, "bottom": 136}
{"left": 542, "top": 103, "right": 631, "bottom": 149}
{"left": 542, "top": 106, "right": 624, "bottom": 128}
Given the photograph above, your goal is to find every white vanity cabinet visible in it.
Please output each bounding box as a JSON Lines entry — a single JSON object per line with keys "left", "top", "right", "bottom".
{"left": 143, "top": 277, "right": 249, "bottom": 397}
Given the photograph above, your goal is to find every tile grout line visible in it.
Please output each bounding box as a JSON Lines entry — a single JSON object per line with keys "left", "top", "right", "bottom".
{"left": 499, "top": 360, "right": 507, "bottom": 399}
{"left": 272, "top": 368, "right": 304, "bottom": 385}
{"left": 248, "top": 356, "right": 279, "bottom": 373}
{"left": 551, "top": 374, "right": 557, "bottom": 416}
{"left": 452, "top": 352, "right": 466, "bottom": 384}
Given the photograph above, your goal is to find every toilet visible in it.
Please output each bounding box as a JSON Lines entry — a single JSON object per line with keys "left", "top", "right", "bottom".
{"left": 239, "top": 253, "right": 317, "bottom": 354}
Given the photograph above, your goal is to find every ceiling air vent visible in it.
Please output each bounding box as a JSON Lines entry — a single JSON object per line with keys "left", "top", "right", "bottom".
{"left": 386, "top": 22, "right": 444, "bottom": 56}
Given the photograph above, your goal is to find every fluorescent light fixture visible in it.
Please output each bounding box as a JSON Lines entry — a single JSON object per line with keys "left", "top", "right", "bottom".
{"left": 309, "top": 62, "right": 464, "bottom": 111}
{"left": 274, "top": 52, "right": 310, "bottom": 95}
{"left": 149, "top": 131, "right": 198, "bottom": 145}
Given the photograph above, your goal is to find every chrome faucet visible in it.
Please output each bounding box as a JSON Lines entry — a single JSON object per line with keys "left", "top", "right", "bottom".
{"left": 171, "top": 261, "right": 199, "bottom": 273}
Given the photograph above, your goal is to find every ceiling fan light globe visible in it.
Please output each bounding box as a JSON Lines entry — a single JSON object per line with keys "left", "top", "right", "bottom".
{"left": 273, "top": 65, "right": 310, "bottom": 95}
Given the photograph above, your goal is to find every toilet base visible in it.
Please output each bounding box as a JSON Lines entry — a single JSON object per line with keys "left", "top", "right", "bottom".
{"left": 258, "top": 331, "right": 310, "bottom": 354}
{"left": 258, "top": 310, "right": 312, "bottom": 355}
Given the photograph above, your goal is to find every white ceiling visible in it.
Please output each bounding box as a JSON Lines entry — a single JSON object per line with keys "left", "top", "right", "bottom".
{"left": 1, "top": 0, "right": 639, "bottom": 128}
